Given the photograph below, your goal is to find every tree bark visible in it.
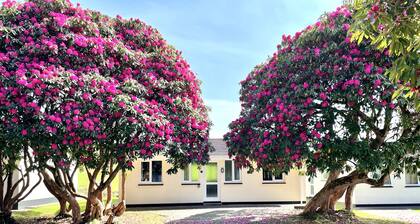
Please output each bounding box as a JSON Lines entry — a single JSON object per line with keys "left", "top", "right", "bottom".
{"left": 41, "top": 170, "right": 81, "bottom": 223}
{"left": 303, "top": 171, "right": 366, "bottom": 214}
{"left": 43, "top": 178, "right": 69, "bottom": 217}
{"left": 327, "top": 187, "right": 346, "bottom": 210}
{"left": 318, "top": 170, "right": 341, "bottom": 211}
{"left": 83, "top": 163, "right": 121, "bottom": 222}
{"left": 0, "top": 210, "right": 15, "bottom": 224}
{"left": 345, "top": 184, "right": 355, "bottom": 210}
{"left": 103, "top": 184, "right": 112, "bottom": 216}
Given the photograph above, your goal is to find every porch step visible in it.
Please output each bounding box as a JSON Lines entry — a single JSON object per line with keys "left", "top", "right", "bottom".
{"left": 294, "top": 205, "right": 305, "bottom": 209}
{"left": 203, "top": 201, "right": 222, "bottom": 206}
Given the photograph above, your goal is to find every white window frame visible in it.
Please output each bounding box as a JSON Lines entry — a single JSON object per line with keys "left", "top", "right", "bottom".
{"left": 182, "top": 164, "right": 200, "bottom": 183}
{"left": 405, "top": 169, "right": 420, "bottom": 186}
{"left": 140, "top": 160, "right": 163, "bottom": 184}
{"left": 262, "top": 169, "right": 284, "bottom": 183}
{"left": 224, "top": 160, "right": 241, "bottom": 183}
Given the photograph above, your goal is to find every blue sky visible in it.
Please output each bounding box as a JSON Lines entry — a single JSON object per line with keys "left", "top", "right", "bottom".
{"left": 73, "top": 0, "right": 342, "bottom": 138}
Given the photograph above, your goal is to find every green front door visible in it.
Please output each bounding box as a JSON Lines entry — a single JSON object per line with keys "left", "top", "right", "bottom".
{"left": 205, "top": 162, "right": 218, "bottom": 201}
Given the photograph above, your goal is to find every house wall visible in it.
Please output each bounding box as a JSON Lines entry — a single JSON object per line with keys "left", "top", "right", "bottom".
{"left": 307, "top": 171, "right": 420, "bottom": 205}
{"left": 123, "top": 155, "right": 305, "bottom": 205}
{"left": 354, "top": 174, "right": 420, "bottom": 206}
{"left": 124, "top": 155, "right": 203, "bottom": 205}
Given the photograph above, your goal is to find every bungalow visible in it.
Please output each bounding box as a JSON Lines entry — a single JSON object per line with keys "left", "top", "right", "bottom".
{"left": 122, "top": 139, "right": 420, "bottom": 207}
{"left": 122, "top": 139, "right": 307, "bottom": 206}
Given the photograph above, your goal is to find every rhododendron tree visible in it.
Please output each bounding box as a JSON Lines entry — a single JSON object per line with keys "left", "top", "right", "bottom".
{"left": 0, "top": 0, "right": 210, "bottom": 222}
{"left": 224, "top": 6, "right": 419, "bottom": 214}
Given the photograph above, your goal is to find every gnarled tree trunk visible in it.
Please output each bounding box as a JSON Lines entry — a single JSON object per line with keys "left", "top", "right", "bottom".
{"left": 345, "top": 184, "right": 355, "bottom": 210}
{"left": 303, "top": 170, "right": 390, "bottom": 215}
{"left": 41, "top": 170, "right": 81, "bottom": 223}
{"left": 0, "top": 147, "right": 42, "bottom": 224}
{"left": 43, "top": 178, "right": 69, "bottom": 217}
{"left": 106, "top": 170, "right": 127, "bottom": 224}
{"left": 83, "top": 162, "right": 121, "bottom": 222}
{"left": 303, "top": 171, "right": 364, "bottom": 214}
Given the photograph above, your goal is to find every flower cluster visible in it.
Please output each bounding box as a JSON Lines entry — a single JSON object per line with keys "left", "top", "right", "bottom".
{"left": 0, "top": 0, "right": 210, "bottom": 171}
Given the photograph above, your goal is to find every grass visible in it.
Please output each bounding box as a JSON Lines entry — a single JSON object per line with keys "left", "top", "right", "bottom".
{"left": 354, "top": 210, "right": 406, "bottom": 224}
{"left": 13, "top": 169, "right": 121, "bottom": 222}
{"left": 77, "top": 168, "right": 120, "bottom": 196}
{"left": 334, "top": 202, "right": 407, "bottom": 224}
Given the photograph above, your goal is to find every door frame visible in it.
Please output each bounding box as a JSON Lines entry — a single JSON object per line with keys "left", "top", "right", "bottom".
{"left": 202, "top": 162, "right": 220, "bottom": 202}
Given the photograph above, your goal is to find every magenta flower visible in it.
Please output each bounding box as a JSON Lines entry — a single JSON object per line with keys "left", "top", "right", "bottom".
{"left": 364, "top": 63, "right": 373, "bottom": 74}
{"left": 314, "top": 48, "right": 321, "bottom": 56}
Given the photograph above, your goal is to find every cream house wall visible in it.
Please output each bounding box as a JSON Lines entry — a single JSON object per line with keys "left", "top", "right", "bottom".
{"left": 354, "top": 174, "right": 420, "bottom": 205}
{"left": 307, "top": 171, "right": 420, "bottom": 206}
{"left": 123, "top": 154, "right": 305, "bottom": 205}
{"left": 124, "top": 155, "right": 203, "bottom": 205}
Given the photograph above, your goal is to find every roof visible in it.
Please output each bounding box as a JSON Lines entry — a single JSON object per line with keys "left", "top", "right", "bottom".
{"left": 209, "top": 139, "right": 228, "bottom": 156}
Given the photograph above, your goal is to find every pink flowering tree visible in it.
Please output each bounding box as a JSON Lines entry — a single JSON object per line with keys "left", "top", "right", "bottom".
{"left": 224, "top": 6, "right": 419, "bottom": 214}
{"left": 0, "top": 0, "right": 211, "bottom": 222}
{"left": 0, "top": 80, "right": 42, "bottom": 223}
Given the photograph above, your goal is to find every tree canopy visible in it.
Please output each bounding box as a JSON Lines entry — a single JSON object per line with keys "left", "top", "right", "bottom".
{"left": 224, "top": 6, "right": 419, "bottom": 213}
{"left": 0, "top": 0, "right": 211, "bottom": 222}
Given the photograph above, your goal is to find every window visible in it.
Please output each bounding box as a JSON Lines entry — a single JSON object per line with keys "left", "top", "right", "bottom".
{"left": 141, "top": 161, "right": 162, "bottom": 183}
{"left": 225, "top": 160, "right": 240, "bottom": 182}
{"left": 183, "top": 163, "right": 200, "bottom": 182}
{"left": 405, "top": 172, "right": 419, "bottom": 185}
{"left": 262, "top": 169, "right": 283, "bottom": 182}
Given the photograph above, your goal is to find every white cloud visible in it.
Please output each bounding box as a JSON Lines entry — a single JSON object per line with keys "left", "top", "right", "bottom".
{"left": 205, "top": 99, "right": 241, "bottom": 139}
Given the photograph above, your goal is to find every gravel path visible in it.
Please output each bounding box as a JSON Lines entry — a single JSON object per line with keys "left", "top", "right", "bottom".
{"left": 130, "top": 204, "right": 300, "bottom": 223}
{"left": 161, "top": 205, "right": 298, "bottom": 222}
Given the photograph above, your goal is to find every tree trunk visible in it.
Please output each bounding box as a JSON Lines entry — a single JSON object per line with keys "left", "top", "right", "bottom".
{"left": 345, "top": 184, "right": 355, "bottom": 210}
{"left": 318, "top": 170, "right": 341, "bottom": 211}
{"left": 43, "top": 178, "right": 69, "bottom": 217}
{"left": 103, "top": 184, "right": 112, "bottom": 216}
{"left": 328, "top": 187, "right": 346, "bottom": 210}
{"left": 0, "top": 210, "right": 15, "bottom": 224}
{"left": 106, "top": 170, "right": 127, "bottom": 223}
{"left": 84, "top": 190, "right": 104, "bottom": 222}
{"left": 303, "top": 171, "right": 365, "bottom": 215}
{"left": 41, "top": 171, "right": 81, "bottom": 223}
{"left": 89, "top": 194, "right": 104, "bottom": 220}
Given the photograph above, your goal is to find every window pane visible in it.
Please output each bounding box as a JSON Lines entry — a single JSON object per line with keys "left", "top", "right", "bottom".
{"left": 234, "top": 166, "right": 240, "bottom": 181}
{"left": 141, "top": 162, "right": 150, "bottom": 182}
{"left": 406, "top": 172, "right": 419, "bottom": 185}
{"left": 206, "top": 163, "right": 217, "bottom": 182}
{"left": 191, "top": 163, "right": 200, "bottom": 182}
{"left": 274, "top": 172, "right": 283, "bottom": 180}
{"left": 263, "top": 170, "right": 272, "bottom": 181}
{"left": 152, "top": 161, "right": 162, "bottom": 182}
{"left": 206, "top": 184, "right": 217, "bottom": 198}
{"left": 183, "top": 165, "right": 189, "bottom": 181}
{"left": 225, "top": 161, "right": 232, "bottom": 181}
